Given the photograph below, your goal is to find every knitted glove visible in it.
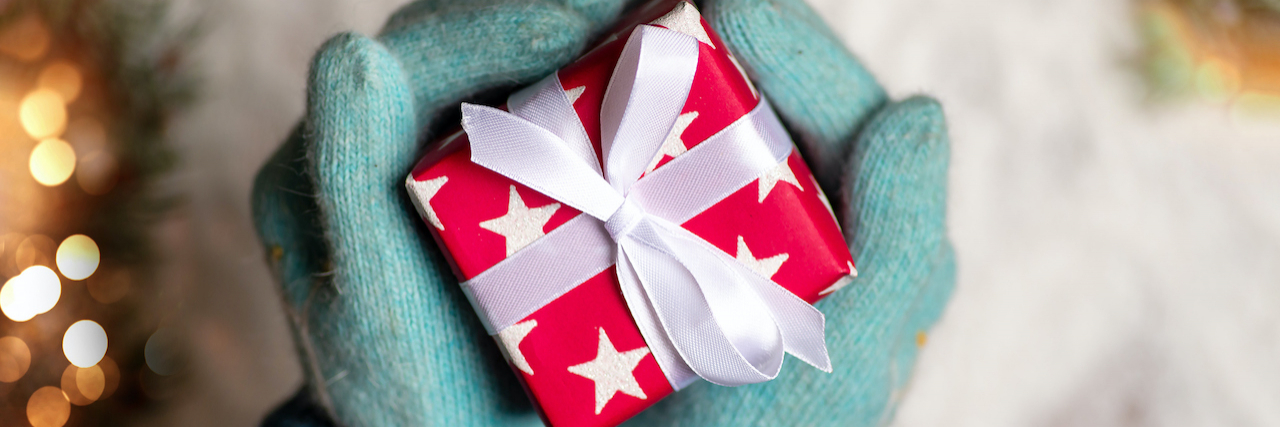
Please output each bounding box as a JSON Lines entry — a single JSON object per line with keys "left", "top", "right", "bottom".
{"left": 251, "top": 0, "right": 955, "bottom": 425}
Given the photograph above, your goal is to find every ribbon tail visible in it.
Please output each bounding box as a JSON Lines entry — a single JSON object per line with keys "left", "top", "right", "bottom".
{"left": 506, "top": 73, "right": 600, "bottom": 175}
{"left": 623, "top": 221, "right": 786, "bottom": 386}
{"left": 614, "top": 244, "right": 700, "bottom": 390}
{"left": 742, "top": 272, "right": 833, "bottom": 372}
{"left": 658, "top": 220, "right": 832, "bottom": 373}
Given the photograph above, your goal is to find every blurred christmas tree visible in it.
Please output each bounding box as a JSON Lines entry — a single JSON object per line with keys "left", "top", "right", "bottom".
{"left": 0, "top": 0, "right": 195, "bottom": 425}
{"left": 1141, "top": 0, "right": 1280, "bottom": 115}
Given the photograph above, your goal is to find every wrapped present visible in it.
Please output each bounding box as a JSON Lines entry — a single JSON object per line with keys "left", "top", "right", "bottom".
{"left": 405, "top": 1, "right": 855, "bottom": 425}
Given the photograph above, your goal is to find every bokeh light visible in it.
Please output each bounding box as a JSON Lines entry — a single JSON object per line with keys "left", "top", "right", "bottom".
{"left": 37, "top": 62, "right": 83, "bottom": 103}
{"left": 78, "top": 364, "right": 106, "bottom": 400}
{"left": 56, "top": 234, "right": 99, "bottom": 280}
{"left": 77, "top": 150, "right": 118, "bottom": 195}
{"left": 0, "top": 336, "right": 32, "bottom": 382}
{"left": 0, "top": 233, "right": 25, "bottom": 276}
{"left": 63, "top": 117, "right": 107, "bottom": 152}
{"left": 30, "top": 138, "right": 76, "bottom": 186}
{"left": 19, "top": 89, "right": 66, "bottom": 139}
{"left": 23, "top": 266, "right": 62, "bottom": 315}
{"left": 98, "top": 356, "right": 120, "bottom": 399}
{"left": 62, "top": 117, "right": 118, "bottom": 194}
{"left": 61, "top": 363, "right": 105, "bottom": 405}
{"left": 0, "top": 13, "right": 50, "bottom": 62}
{"left": 0, "top": 276, "right": 33, "bottom": 321}
{"left": 15, "top": 234, "right": 56, "bottom": 271}
{"left": 87, "top": 266, "right": 130, "bottom": 304}
{"left": 145, "top": 327, "right": 183, "bottom": 375}
{"left": 61, "top": 364, "right": 92, "bottom": 405}
{"left": 64, "top": 320, "right": 107, "bottom": 368}
{"left": 0, "top": 233, "right": 21, "bottom": 256}
{"left": 27, "top": 386, "right": 70, "bottom": 427}
{"left": 1196, "top": 56, "right": 1242, "bottom": 102}
{"left": 0, "top": 266, "right": 62, "bottom": 322}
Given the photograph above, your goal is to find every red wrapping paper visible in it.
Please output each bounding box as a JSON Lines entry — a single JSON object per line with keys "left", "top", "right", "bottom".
{"left": 406, "top": 1, "right": 855, "bottom": 425}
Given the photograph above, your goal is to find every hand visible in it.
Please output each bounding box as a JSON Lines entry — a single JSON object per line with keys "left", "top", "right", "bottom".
{"left": 251, "top": 0, "right": 954, "bottom": 425}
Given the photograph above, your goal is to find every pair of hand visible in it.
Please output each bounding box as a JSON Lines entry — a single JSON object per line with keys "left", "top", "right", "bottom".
{"left": 251, "top": 0, "right": 955, "bottom": 425}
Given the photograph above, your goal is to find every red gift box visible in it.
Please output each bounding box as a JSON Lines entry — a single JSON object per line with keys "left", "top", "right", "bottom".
{"left": 406, "top": 1, "right": 854, "bottom": 426}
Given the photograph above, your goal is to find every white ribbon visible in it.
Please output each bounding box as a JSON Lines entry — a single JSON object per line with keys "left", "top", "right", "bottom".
{"left": 459, "top": 25, "right": 831, "bottom": 389}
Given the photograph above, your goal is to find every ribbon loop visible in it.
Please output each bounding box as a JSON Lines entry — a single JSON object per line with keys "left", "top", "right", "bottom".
{"left": 508, "top": 73, "right": 600, "bottom": 174}
{"left": 601, "top": 25, "right": 699, "bottom": 195}
{"left": 463, "top": 103, "right": 622, "bottom": 221}
{"left": 460, "top": 23, "right": 831, "bottom": 390}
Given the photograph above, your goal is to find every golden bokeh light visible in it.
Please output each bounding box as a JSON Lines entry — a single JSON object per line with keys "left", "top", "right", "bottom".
{"left": 0, "top": 266, "right": 61, "bottom": 322}
{"left": 27, "top": 386, "right": 70, "bottom": 427}
{"left": 78, "top": 364, "right": 105, "bottom": 400}
{"left": 61, "top": 364, "right": 92, "bottom": 405}
{"left": 20, "top": 89, "right": 66, "bottom": 139}
{"left": 61, "top": 363, "right": 105, "bottom": 406}
{"left": 30, "top": 138, "right": 76, "bottom": 186}
{"left": 65, "top": 118, "right": 117, "bottom": 194}
{"left": 38, "top": 62, "right": 83, "bottom": 104}
{"left": 64, "top": 320, "right": 108, "bottom": 368}
{"left": 15, "top": 234, "right": 56, "bottom": 271}
{"left": 56, "top": 234, "right": 99, "bottom": 281}
{"left": 0, "top": 336, "right": 32, "bottom": 383}
{"left": 0, "top": 92, "right": 23, "bottom": 142}
{"left": 87, "top": 267, "right": 130, "bottom": 304}
{"left": 77, "top": 150, "right": 119, "bottom": 195}
{"left": 23, "top": 266, "right": 62, "bottom": 315}
{"left": 0, "top": 13, "right": 50, "bottom": 62}
{"left": 98, "top": 356, "right": 120, "bottom": 399}
{"left": 0, "top": 276, "right": 35, "bottom": 322}
{"left": 1196, "top": 56, "right": 1242, "bottom": 102}
{"left": 0, "top": 233, "right": 25, "bottom": 276}
{"left": 64, "top": 117, "right": 107, "bottom": 150}
{"left": 0, "top": 233, "right": 21, "bottom": 257}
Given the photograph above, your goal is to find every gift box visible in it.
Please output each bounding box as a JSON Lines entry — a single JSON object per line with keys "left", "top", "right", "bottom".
{"left": 405, "top": 1, "right": 855, "bottom": 426}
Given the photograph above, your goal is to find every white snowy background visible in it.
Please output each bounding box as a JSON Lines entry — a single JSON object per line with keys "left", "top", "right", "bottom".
{"left": 150, "top": 0, "right": 1280, "bottom": 425}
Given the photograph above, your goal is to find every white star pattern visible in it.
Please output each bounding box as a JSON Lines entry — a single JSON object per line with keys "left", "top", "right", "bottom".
{"left": 479, "top": 186, "right": 561, "bottom": 257}
{"left": 758, "top": 160, "right": 803, "bottom": 203}
{"left": 567, "top": 328, "right": 651, "bottom": 415}
{"left": 650, "top": 1, "right": 714, "bottom": 48}
{"left": 498, "top": 320, "right": 538, "bottom": 375}
{"left": 645, "top": 111, "right": 698, "bottom": 173}
{"left": 819, "top": 261, "right": 859, "bottom": 295}
{"left": 565, "top": 85, "right": 586, "bottom": 105}
{"left": 408, "top": 176, "right": 448, "bottom": 230}
{"left": 735, "top": 236, "right": 789, "bottom": 279}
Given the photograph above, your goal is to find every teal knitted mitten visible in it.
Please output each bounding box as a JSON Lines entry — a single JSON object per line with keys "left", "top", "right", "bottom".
{"left": 251, "top": 0, "right": 955, "bottom": 425}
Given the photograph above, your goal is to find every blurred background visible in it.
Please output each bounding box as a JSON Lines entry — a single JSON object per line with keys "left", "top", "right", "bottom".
{"left": 0, "top": 0, "right": 1277, "bottom": 426}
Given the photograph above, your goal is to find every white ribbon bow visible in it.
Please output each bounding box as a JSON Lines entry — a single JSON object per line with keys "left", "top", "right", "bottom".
{"left": 459, "top": 24, "right": 831, "bottom": 389}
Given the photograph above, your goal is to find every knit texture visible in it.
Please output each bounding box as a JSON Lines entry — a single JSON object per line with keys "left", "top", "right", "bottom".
{"left": 623, "top": 96, "right": 954, "bottom": 427}
{"left": 251, "top": 0, "right": 954, "bottom": 425}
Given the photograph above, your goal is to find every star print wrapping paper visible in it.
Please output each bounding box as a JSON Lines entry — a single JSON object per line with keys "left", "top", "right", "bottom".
{"left": 405, "top": 1, "right": 855, "bottom": 426}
